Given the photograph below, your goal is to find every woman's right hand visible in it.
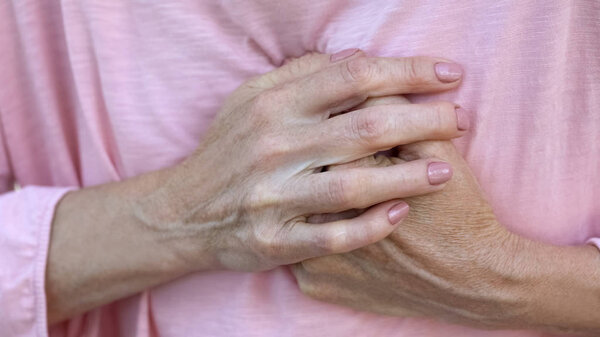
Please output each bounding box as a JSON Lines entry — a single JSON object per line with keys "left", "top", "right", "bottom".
{"left": 47, "top": 51, "right": 468, "bottom": 322}
{"left": 137, "top": 51, "right": 469, "bottom": 272}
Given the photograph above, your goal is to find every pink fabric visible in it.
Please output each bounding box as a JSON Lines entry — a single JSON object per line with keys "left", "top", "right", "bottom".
{"left": 0, "top": 0, "right": 599, "bottom": 336}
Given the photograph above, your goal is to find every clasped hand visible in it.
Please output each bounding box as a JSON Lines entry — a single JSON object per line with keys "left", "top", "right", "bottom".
{"left": 138, "top": 51, "right": 466, "bottom": 272}
{"left": 291, "top": 68, "right": 600, "bottom": 336}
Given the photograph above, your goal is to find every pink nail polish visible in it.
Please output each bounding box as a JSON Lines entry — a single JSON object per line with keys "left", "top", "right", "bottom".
{"left": 428, "top": 162, "right": 453, "bottom": 185}
{"left": 455, "top": 107, "right": 470, "bottom": 131}
{"left": 330, "top": 48, "right": 360, "bottom": 62}
{"left": 387, "top": 202, "right": 409, "bottom": 225}
{"left": 434, "top": 62, "right": 463, "bottom": 83}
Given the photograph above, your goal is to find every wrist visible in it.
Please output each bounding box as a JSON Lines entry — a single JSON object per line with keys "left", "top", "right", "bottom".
{"left": 133, "top": 164, "right": 225, "bottom": 273}
{"left": 100, "top": 169, "right": 198, "bottom": 277}
{"left": 508, "top": 239, "right": 600, "bottom": 334}
{"left": 48, "top": 170, "right": 195, "bottom": 321}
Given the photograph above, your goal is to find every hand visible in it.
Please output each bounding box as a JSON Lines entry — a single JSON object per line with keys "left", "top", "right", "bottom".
{"left": 135, "top": 52, "right": 468, "bottom": 272}
{"left": 46, "top": 51, "right": 468, "bottom": 322}
{"left": 292, "top": 96, "right": 600, "bottom": 335}
{"left": 295, "top": 138, "right": 518, "bottom": 324}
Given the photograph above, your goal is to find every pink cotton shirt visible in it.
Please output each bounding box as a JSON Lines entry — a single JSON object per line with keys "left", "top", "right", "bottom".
{"left": 1, "top": 1, "right": 599, "bottom": 336}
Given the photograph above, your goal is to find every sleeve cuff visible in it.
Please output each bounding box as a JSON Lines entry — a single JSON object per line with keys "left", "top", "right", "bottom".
{"left": 0, "top": 186, "right": 75, "bottom": 337}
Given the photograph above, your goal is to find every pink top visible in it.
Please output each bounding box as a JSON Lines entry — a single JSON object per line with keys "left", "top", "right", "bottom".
{"left": 1, "top": 1, "right": 599, "bottom": 336}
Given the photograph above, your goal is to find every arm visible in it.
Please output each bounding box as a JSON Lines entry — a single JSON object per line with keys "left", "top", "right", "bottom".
{"left": 293, "top": 96, "right": 600, "bottom": 336}
{"left": 41, "top": 52, "right": 470, "bottom": 324}
{"left": 45, "top": 168, "right": 190, "bottom": 324}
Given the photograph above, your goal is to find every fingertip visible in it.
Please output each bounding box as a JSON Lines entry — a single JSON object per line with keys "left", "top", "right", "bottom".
{"left": 387, "top": 201, "right": 410, "bottom": 225}
{"left": 434, "top": 61, "right": 464, "bottom": 83}
{"left": 330, "top": 48, "right": 364, "bottom": 63}
{"left": 455, "top": 106, "right": 471, "bottom": 131}
{"left": 427, "top": 161, "right": 453, "bottom": 185}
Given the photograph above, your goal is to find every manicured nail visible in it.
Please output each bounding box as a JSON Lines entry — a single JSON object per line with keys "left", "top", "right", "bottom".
{"left": 434, "top": 62, "right": 463, "bottom": 83}
{"left": 330, "top": 48, "right": 360, "bottom": 62}
{"left": 387, "top": 201, "right": 409, "bottom": 225}
{"left": 455, "top": 107, "right": 470, "bottom": 131}
{"left": 428, "top": 162, "right": 453, "bottom": 185}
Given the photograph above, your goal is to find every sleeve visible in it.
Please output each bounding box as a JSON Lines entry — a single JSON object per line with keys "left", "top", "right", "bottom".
{"left": 0, "top": 124, "right": 73, "bottom": 336}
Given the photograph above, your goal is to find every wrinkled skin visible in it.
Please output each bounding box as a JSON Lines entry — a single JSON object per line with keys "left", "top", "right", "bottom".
{"left": 137, "top": 53, "right": 466, "bottom": 273}
{"left": 292, "top": 96, "right": 534, "bottom": 330}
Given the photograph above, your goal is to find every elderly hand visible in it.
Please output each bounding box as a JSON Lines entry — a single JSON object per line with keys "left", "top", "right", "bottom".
{"left": 47, "top": 51, "right": 469, "bottom": 322}
{"left": 292, "top": 96, "right": 600, "bottom": 335}
{"left": 135, "top": 52, "right": 468, "bottom": 272}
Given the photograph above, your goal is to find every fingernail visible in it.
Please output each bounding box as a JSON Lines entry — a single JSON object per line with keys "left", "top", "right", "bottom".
{"left": 330, "top": 48, "right": 360, "bottom": 62}
{"left": 434, "top": 62, "right": 463, "bottom": 83}
{"left": 455, "top": 107, "right": 470, "bottom": 131}
{"left": 387, "top": 202, "right": 409, "bottom": 225}
{"left": 428, "top": 162, "right": 453, "bottom": 185}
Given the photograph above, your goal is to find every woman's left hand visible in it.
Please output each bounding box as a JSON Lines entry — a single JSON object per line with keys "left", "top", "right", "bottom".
{"left": 291, "top": 97, "right": 600, "bottom": 335}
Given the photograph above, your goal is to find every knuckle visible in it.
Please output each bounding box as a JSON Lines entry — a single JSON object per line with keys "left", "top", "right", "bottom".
{"left": 390, "top": 156, "right": 404, "bottom": 165}
{"left": 343, "top": 56, "right": 375, "bottom": 85}
{"left": 350, "top": 111, "right": 385, "bottom": 144}
{"left": 311, "top": 230, "right": 346, "bottom": 255}
{"left": 250, "top": 91, "right": 272, "bottom": 112}
{"left": 419, "top": 141, "right": 457, "bottom": 159}
{"left": 311, "top": 234, "right": 335, "bottom": 255}
{"left": 373, "top": 154, "right": 393, "bottom": 167}
{"left": 298, "top": 260, "right": 322, "bottom": 274}
{"left": 429, "top": 102, "right": 455, "bottom": 135}
{"left": 254, "top": 230, "right": 285, "bottom": 259}
{"left": 324, "top": 174, "right": 356, "bottom": 207}
{"left": 402, "top": 57, "right": 428, "bottom": 86}
{"left": 285, "top": 52, "right": 322, "bottom": 76}
{"left": 245, "top": 182, "right": 279, "bottom": 211}
{"left": 297, "top": 277, "right": 320, "bottom": 298}
{"left": 253, "top": 133, "right": 292, "bottom": 163}
{"left": 250, "top": 88, "right": 285, "bottom": 120}
{"left": 241, "top": 74, "right": 269, "bottom": 91}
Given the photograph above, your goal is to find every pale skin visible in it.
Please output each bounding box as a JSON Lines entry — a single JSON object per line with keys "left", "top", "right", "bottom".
{"left": 46, "top": 52, "right": 600, "bottom": 335}
{"left": 47, "top": 52, "right": 466, "bottom": 323}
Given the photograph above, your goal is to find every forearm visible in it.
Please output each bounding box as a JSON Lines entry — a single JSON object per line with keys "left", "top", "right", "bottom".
{"left": 46, "top": 167, "right": 200, "bottom": 324}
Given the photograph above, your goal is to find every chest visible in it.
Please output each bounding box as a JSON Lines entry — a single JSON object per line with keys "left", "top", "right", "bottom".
{"left": 5, "top": 0, "right": 600, "bottom": 243}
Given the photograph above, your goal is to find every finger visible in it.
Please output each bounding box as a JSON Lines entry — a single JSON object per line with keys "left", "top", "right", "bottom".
{"left": 327, "top": 95, "right": 411, "bottom": 170}
{"left": 306, "top": 209, "right": 363, "bottom": 224}
{"left": 287, "top": 200, "right": 409, "bottom": 259}
{"left": 329, "top": 94, "right": 411, "bottom": 118}
{"left": 398, "top": 140, "right": 462, "bottom": 162}
{"left": 284, "top": 55, "right": 463, "bottom": 115}
{"left": 302, "top": 102, "right": 469, "bottom": 166}
{"left": 326, "top": 154, "right": 397, "bottom": 171}
{"left": 351, "top": 95, "right": 411, "bottom": 157}
{"left": 354, "top": 95, "right": 411, "bottom": 109}
{"left": 295, "top": 158, "right": 453, "bottom": 214}
{"left": 251, "top": 49, "right": 367, "bottom": 89}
